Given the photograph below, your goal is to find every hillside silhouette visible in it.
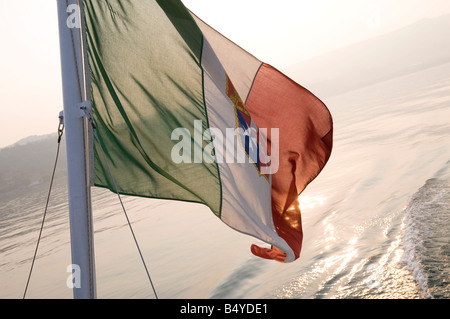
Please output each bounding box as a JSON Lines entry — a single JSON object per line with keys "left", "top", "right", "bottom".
{"left": 290, "top": 14, "right": 450, "bottom": 97}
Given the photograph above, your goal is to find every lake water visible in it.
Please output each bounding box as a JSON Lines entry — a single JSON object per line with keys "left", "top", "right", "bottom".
{"left": 1, "top": 63, "right": 449, "bottom": 299}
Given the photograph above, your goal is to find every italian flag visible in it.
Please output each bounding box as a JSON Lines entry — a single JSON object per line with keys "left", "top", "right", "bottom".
{"left": 84, "top": 0, "right": 333, "bottom": 263}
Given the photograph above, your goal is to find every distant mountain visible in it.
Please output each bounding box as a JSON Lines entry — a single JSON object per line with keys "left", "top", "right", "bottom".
{"left": 3, "top": 133, "right": 56, "bottom": 149}
{"left": 289, "top": 14, "right": 450, "bottom": 98}
{"left": 0, "top": 134, "right": 66, "bottom": 201}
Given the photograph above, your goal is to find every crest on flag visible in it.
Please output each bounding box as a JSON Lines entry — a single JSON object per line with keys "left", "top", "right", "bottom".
{"left": 225, "top": 74, "right": 269, "bottom": 181}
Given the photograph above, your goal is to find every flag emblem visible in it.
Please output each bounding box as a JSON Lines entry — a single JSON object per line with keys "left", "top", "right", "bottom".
{"left": 225, "top": 74, "right": 269, "bottom": 181}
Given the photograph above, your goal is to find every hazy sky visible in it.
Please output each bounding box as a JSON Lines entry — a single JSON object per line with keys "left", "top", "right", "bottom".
{"left": 0, "top": 0, "right": 449, "bottom": 148}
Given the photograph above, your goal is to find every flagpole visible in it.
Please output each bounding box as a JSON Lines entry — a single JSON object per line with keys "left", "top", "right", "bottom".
{"left": 57, "top": 0, "right": 96, "bottom": 299}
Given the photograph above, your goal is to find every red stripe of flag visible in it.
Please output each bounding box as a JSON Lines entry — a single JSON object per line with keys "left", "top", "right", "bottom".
{"left": 247, "top": 63, "right": 333, "bottom": 262}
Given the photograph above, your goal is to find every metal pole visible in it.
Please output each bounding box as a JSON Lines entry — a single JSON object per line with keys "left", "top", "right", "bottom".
{"left": 56, "top": 0, "right": 96, "bottom": 299}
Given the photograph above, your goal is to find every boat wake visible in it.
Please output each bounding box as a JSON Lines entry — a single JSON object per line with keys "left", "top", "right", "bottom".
{"left": 401, "top": 162, "right": 450, "bottom": 299}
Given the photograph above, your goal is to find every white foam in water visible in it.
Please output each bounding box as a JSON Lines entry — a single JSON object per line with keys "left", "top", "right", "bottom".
{"left": 401, "top": 203, "right": 432, "bottom": 298}
{"left": 401, "top": 170, "right": 450, "bottom": 299}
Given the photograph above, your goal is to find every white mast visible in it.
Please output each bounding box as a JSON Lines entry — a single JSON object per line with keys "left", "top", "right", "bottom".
{"left": 56, "top": 0, "right": 96, "bottom": 299}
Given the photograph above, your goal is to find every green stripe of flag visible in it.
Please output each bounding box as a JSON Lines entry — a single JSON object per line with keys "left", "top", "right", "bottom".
{"left": 84, "top": 0, "right": 222, "bottom": 216}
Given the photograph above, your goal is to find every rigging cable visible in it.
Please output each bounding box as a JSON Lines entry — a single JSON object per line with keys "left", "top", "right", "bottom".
{"left": 23, "top": 118, "right": 65, "bottom": 299}
{"left": 90, "top": 117, "right": 159, "bottom": 299}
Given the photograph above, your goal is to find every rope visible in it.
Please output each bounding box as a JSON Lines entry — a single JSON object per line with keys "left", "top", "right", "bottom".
{"left": 92, "top": 125, "right": 159, "bottom": 299}
{"left": 23, "top": 120, "right": 65, "bottom": 299}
